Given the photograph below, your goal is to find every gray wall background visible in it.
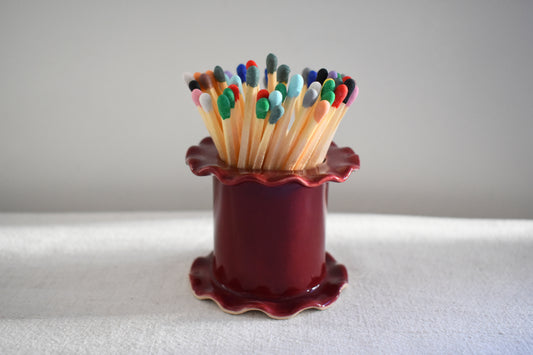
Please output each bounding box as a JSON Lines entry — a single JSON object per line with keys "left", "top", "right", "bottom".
{"left": 1, "top": 0, "right": 532, "bottom": 218}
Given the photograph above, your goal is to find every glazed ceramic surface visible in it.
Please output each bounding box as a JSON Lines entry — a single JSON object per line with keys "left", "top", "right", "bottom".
{"left": 186, "top": 137, "right": 359, "bottom": 318}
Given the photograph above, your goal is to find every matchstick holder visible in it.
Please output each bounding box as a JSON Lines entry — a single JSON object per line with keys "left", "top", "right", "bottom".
{"left": 186, "top": 137, "right": 359, "bottom": 319}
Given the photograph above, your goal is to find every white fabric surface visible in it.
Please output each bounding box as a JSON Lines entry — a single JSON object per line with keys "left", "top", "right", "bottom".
{"left": 0, "top": 212, "right": 532, "bottom": 354}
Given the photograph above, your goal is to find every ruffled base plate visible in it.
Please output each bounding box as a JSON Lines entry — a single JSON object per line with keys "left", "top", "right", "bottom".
{"left": 189, "top": 252, "right": 348, "bottom": 319}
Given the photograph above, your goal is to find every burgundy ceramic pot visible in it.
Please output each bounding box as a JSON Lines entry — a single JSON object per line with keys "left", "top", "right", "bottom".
{"left": 186, "top": 137, "right": 359, "bottom": 319}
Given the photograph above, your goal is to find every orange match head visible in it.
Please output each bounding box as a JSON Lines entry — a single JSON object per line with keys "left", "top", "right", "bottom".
{"left": 314, "top": 100, "right": 330, "bottom": 123}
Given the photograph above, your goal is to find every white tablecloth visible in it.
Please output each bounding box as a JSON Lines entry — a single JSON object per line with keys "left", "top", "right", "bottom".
{"left": 0, "top": 212, "right": 532, "bottom": 354}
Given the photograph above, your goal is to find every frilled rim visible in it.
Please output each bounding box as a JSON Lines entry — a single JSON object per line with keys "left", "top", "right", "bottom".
{"left": 185, "top": 137, "right": 360, "bottom": 187}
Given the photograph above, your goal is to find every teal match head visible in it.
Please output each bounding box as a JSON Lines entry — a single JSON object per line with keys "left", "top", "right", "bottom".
{"left": 256, "top": 98, "right": 270, "bottom": 119}
{"left": 223, "top": 88, "right": 235, "bottom": 108}
{"left": 275, "top": 83, "right": 287, "bottom": 101}
{"left": 217, "top": 95, "right": 231, "bottom": 119}
{"left": 277, "top": 64, "right": 290, "bottom": 83}
{"left": 288, "top": 74, "right": 304, "bottom": 98}
{"left": 268, "top": 90, "right": 282, "bottom": 107}
{"left": 321, "top": 90, "right": 335, "bottom": 105}
{"left": 246, "top": 66, "right": 260, "bottom": 87}
{"left": 214, "top": 66, "right": 226, "bottom": 83}
{"left": 266, "top": 53, "right": 278, "bottom": 74}
{"left": 269, "top": 105, "right": 284, "bottom": 124}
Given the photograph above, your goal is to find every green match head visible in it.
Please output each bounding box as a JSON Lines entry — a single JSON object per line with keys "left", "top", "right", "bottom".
{"left": 321, "top": 90, "right": 335, "bottom": 105}
{"left": 223, "top": 88, "right": 235, "bottom": 108}
{"left": 217, "top": 94, "right": 231, "bottom": 120}
{"left": 321, "top": 78, "right": 336, "bottom": 94}
{"left": 256, "top": 98, "right": 270, "bottom": 119}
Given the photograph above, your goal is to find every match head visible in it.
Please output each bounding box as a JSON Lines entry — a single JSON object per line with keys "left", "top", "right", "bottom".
{"left": 224, "top": 70, "right": 233, "bottom": 79}
{"left": 214, "top": 66, "right": 226, "bottom": 83}
{"left": 335, "top": 74, "right": 344, "bottom": 87}
{"left": 228, "top": 75, "right": 243, "bottom": 94}
{"left": 342, "top": 79, "right": 356, "bottom": 104}
{"left": 188, "top": 80, "right": 201, "bottom": 92}
{"left": 321, "top": 78, "right": 336, "bottom": 94}
{"left": 217, "top": 94, "right": 231, "bottom": 120}
{"left": 301, "top": 67, "right": 311, "bottom": 84}
{"left": 266, "top": 53, "right": 278, "bottom": 73}
{"left": 327, "top": 70, "right": 338, "bottom": 79}
{"left": 268, "top": 90, "right": 283, "bottom": 107}
{"left": 308, "top": 81, "right": 322, "bottom": 94}
{"left": 237, "top": 64, "right": 247, "bottom": 83}
{"left": 246, "top": 66, "right": 260, "bottom": 87}
{"left": 302, "top": 88, "right": 319, "bottom": 108}
{"left": 246, "top": 60, "right": 258, "bottom": 68}
{"left": 321, "top": 90, "right": 335, "bottom": 105}
{"left": 316, "top": 68, "right": 328, "bottom": 84}
{"left": 256, "top": 98, "right": 270, "bottom": 119}
{"left": 198, "top": 73, "right": 213, "bottom": 90}
{"left": 191, "top": 89, "right": 203, "bottom": 107}
{"left": 223, "top": 88, "right": 235, "bottom": 108}
{"left": 346, "top": 85, "right": 359, "bottom": 107}
{"left": 332, "top": 84, "right": 348, "bottom": 108}
{"left": 268, "top": 90, "right": 282, "bottom": 107}
{"left": 277, "top": 64, "right": 290, "bottom": 83}
{"left": 199, "top": 93, "right": 213, "bottom": 112}
{"left": 314, "top": 100, "right": 331, "bottom": 123}
{"left": 288, "top": 74, "right": 304, "bottom": 98}
{"left": 257, "top": 89, "right": 269, "bottom": 101}
{"left": 307, "top": 70, "right": 317, "bottom": 87}
{"left": 228, "top": 84, "right": 240, "bottom": 101}
{"left": 269, "top": 105, "right": 284, "bottom": 124}
{"left": 275, "top": 83, "right": 287, "bottom": 101}
{"left": 183, "top": 72, "right": 195, "bottom": 85}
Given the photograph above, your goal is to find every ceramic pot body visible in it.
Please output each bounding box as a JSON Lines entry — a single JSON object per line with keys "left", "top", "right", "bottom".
{"left": 186, "top": 137, "right": 359, "bottom": 317}
{"left": 212, "top": 178, "right": 328, "bottom": 298}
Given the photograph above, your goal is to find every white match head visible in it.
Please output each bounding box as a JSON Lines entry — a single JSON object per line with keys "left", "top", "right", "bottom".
{"left": 183, "top": 72, "right": 195, "bottom": 85}
{"left": 308, "top": 81, "right": 322, "bottom": 94}
{"left": 199, "top": 93, "right": 213, "bottom": 112}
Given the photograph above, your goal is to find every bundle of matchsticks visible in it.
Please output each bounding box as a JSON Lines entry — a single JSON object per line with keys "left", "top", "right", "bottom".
{"left": 185, "top": 53, "right": 358, "bottom": 171}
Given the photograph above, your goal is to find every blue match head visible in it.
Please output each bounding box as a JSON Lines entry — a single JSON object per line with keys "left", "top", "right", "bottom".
{"left": 237, "top": 64, "right": 247, "bottom": 83}
{"left": 264, "top": 68, "right": 268, "bottom": 86}
{"left": 268, "top": 90, "right": 282, "bottom": 107}
{"left": 287, "top": 74, "right": 303, "bottom": 98}
{"left": 228, "top": 75, "right": 243, "bottom": 94}
{"left": 307, "top": 70, "right": 317, "bottom": 87}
